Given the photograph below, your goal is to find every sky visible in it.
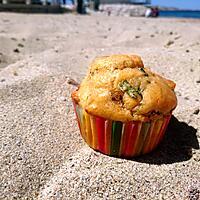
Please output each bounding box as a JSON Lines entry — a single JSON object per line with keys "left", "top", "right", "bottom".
{"left": 151, "top": 0, "right": 200, "bottom": 10}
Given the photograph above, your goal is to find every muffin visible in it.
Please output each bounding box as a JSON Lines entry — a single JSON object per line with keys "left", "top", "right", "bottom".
{"left": 72, "top": 54, "right": 177, "bottom": 157}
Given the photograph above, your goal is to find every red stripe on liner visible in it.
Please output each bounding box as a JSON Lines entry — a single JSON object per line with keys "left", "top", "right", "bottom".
{"left": 124, "top": 122, "right": 139, "bottom": 157}
{"left": 96, "top": 116, "right": 106, "bottom": 153}
{"left": 120, "top": 122, "right": 132, "bottom": 156}
{"left": 157, "top": 115, "right": 172, "bottom": 144}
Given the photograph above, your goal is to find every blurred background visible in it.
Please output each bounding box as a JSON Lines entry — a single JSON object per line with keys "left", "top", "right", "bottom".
{"left": 0, "top": 0, "right": 200, "bottom": 17}
{"left": 0, "top": 0, "right": 200, "bottom": 200}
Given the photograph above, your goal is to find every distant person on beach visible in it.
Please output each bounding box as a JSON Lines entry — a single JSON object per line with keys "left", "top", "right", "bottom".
{"left": 145, "top": 7, "right": 159, "bottom": 18}
{"left": 145, "top": 8, "right": 152, "bottom": 17}
{"left": 77, "top": 0, "right": 83, "bottom": 14}
{"left": 152, "top": 7, "right": 159, "bottom": 17}
{"left": 94, "top": 0, "right": 100, "bottom": 11}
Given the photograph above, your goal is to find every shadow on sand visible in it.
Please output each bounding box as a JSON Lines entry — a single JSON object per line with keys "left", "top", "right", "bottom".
{"left": 132, "top": 115, "right": 199, "bottom": 165}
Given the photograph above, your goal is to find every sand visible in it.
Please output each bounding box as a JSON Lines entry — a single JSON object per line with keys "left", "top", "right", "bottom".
{"left": 0, "top": 12, "right": 200, "bottom": 200}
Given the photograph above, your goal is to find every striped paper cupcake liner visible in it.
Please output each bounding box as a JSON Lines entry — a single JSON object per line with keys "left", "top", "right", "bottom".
{"left": 72, "top": 100, "right": 171, "bottom": 158}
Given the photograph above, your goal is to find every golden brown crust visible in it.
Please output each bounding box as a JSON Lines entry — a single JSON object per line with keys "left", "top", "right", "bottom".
{"left": 89, "top": 54, "right": 144, "bottom": 74}
{"left": 71, "top": 90, "right": 80, "bottom": 104}
{"left": 73, "top": 54, "right": 177, "bottom": 122}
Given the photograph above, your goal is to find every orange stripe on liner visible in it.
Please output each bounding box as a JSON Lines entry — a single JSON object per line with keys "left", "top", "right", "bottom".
{"left": 85, "top": 111, "right": 93, "bottom": 147}
{"left": 90, "top": 116, "right": 98, "bottom": 149}
{"left": 105, "top": 120, "right": 112, "bottom": 155}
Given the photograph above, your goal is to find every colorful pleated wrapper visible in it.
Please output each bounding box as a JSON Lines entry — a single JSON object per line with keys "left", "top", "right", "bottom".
{"left": 72, "top": 100, "right": 171, "bottom": 158}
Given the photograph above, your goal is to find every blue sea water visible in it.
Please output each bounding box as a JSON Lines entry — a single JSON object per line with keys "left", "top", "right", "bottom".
{"left": 159, "top": 10, "right": 200, "bottom": 19}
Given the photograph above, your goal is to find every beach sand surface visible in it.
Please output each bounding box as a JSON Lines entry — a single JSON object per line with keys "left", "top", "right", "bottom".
{"left": 0, "top": 13, "right": 200, "bottom": 199}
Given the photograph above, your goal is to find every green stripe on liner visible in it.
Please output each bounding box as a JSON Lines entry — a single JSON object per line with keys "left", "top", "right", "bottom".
{"left": 76, "top": 106, "right": 82, "bottom": 122}
{"left": 110, "top": 121, "right": 123, "bottom": 156}
{"left": 136, "top": 122, "right": 151, "bottom": 155}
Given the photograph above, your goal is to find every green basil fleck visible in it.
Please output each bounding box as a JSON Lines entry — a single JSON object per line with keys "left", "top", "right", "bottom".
{"left": 119, "top": 80, "right": 130, "bottom": 91}
{"left": 118, "top": 80, "right": 142, "bottom": 99}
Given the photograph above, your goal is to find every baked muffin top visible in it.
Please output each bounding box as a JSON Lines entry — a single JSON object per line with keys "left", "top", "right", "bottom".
{"left": 72, "top": 54, "right": 177, "bottom": 122}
